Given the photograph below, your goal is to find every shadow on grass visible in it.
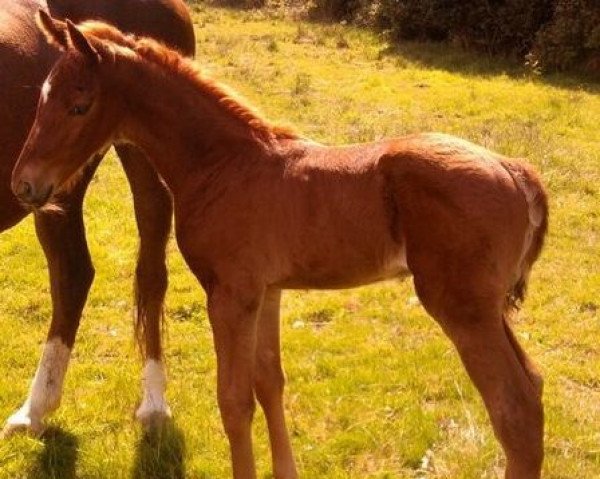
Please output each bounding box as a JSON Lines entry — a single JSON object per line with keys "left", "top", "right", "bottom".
{"left": 28, "top": 427, "right": 78, "bottom": 479}
{"left": 378, "top": 42, "right": 599, "bottom": 94}
{"left": 131, "top": 419, "right": 186, "bottom": 479}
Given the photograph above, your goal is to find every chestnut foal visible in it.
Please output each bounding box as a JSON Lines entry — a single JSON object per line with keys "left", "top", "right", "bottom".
{"left": 13, "top": 14, "right": 549, "bottom": 479}
{"left": 1, "top": 0, "right": 194, "bottom": 437}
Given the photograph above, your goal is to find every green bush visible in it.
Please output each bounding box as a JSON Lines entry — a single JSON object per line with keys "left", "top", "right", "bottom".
{"left": 455, "top": 0, "right": 552, "bottom": 56}
{"left": 309, "top": 0, "right": 373, "bottom": 22}
{"left": 308, "top": 0, "right": 599, "bottom": 73}
{"left": 209, "top": 0, "right": 266, "bottom": 8}
{"left": 377, "top": 0, "right": 552, "bottom": 56}
{"left": 376, "top": 0, "right": 453, "bottom": 42}
{"left": 533, "top": 0, "right": 600, "bottom": 72}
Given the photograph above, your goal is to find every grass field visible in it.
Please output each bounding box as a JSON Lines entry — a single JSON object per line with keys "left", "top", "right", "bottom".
{"left": 1, "top": 3, "right": 599, "bottom": 478}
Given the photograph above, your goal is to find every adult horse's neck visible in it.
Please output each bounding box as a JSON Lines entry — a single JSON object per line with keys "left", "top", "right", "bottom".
{"left": 48, "top": 0, "right": 106, "bottom": 21}
{"left": 108, "top": 48, "right": 294, "bottom": 196}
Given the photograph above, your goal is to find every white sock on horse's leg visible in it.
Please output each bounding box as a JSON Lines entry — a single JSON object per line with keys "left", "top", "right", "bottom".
{"left": 3, "top": 337, "right": 71, "bottom": 436}
{"left": 136, "top": 358, "right": 171, "bottom": 426}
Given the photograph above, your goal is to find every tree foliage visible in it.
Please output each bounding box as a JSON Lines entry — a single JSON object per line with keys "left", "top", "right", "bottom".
{"left": 309, "top": 0, "right": 599, "bottom": 73}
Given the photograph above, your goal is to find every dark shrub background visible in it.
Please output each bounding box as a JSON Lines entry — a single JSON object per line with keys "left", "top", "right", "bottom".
{"left": 207, "top": 0, "right": 599, "bottom": 74}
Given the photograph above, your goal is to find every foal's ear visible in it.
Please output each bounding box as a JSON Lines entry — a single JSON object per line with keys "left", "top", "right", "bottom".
{"left": 66, "top": 20, "right": 101, "bottom": 64}
{"left": 36, "top": 10, "right": 69, "bottom": 50}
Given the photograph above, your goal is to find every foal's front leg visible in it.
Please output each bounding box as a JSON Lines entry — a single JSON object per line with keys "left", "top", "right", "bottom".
{"left": 207, "top": 282, "right": 262, "bottom": 479}
{"left": 254, "top": 289, "right": 298, "bottom": 479}
{"left": 2, "top": 159, "right": 99, "bottom": 437}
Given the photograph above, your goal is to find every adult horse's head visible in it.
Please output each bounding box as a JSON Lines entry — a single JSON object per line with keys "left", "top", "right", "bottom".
{"left": 12, "top": 11, "right": 116, "bottom": 209}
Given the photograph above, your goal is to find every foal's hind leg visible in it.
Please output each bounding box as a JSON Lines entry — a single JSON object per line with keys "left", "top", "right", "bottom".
{"left": 2, "top": 159, "right": 100, "bottom": 438}
{"left": 414, "top": 277, "right": 544, "bottom": 478}
{"left": 503, "top": 318, "right": 544, "bottom": 397}
{"left": 254, "top": 289, "right": 298, "bottom": 479}
{"left": 117, "top": 144, "right": 173, "bottom": 427}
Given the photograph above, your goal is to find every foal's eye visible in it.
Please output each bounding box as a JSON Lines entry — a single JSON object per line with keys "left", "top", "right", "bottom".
{"left": 69, "top": 104, "right": 90, "bottom": 116}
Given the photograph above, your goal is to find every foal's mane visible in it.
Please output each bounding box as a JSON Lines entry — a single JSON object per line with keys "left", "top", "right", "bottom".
{"left": 79, "top": 21, "right": 299, "bottom": 143}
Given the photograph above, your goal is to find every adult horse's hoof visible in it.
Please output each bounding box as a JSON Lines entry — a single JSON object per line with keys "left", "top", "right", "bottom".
{"left": 1, "top": 409, "right": 45, "bottom": 439}
{"left": 135, "top": 403, "right": 172, "bottom": 429}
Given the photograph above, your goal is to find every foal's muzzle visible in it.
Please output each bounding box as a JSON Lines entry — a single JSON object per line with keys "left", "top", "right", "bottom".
{"left": 13, "top": 179, "right": 53, "bottom": 208}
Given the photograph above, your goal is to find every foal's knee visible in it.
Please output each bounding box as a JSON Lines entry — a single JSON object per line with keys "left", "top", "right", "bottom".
{"left": 255, "top": 351, "right": 285, "bottom": 406}
{"left": 218, "top": 392, "right": 256, "bottom": 438}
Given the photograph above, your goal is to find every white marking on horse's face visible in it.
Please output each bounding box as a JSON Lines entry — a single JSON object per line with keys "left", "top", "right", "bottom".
{"left": 136, "top": 359, "right": 171, "bottom": 425}
{"left": 40, "top": 77, "right": 52, "bottom": 105}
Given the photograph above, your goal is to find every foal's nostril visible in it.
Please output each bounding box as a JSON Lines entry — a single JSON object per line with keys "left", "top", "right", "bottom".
{"left": 15, "top": 181, "right": 34, "bottom": 202}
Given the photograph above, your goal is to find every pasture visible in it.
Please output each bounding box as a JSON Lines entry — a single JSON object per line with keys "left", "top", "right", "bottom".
{"left": 1, "top": 3, "right": 598, "bottom": 478}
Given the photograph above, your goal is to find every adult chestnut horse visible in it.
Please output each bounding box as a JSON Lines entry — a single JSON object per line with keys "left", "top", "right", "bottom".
{"left": 0, "top": 0, "right": 194, "bottom": 436}
{"left": 14, "top": 14, "right": 549, "bottom": 479}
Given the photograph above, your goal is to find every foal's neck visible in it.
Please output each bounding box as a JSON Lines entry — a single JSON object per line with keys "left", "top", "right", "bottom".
{"left": 110, "top": 52, "right": 288, "bottom": 195}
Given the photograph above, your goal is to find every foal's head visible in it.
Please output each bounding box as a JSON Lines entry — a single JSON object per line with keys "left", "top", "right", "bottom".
{"left": 12, "top": 11, "right": 119, "bottom": 208}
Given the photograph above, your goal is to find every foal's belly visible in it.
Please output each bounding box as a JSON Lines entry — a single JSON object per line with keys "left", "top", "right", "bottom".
{"left": 275, "top": 245, "right": 410, "bottom": 290}
{"left": 273, "top": 224, "right": 411, "bottom": 290}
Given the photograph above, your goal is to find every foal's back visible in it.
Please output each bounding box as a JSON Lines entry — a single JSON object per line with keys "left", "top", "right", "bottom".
{"left": 281, "top": 133, "right": 527, "bottom": 286}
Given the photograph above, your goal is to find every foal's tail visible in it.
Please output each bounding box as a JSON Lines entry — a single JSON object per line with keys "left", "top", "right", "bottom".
{"left": 501, "top": 159, "right": 549, "bottom": 312}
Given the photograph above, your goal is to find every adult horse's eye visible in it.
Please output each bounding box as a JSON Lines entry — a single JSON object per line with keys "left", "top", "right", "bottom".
{"left": 69, "top": 104, "right": 90, "bottom": 116}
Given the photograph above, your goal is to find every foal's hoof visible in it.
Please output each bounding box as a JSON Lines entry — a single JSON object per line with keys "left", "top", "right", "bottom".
{"left": 1, "top": 410, "right": 45, "bottom": 439}
{"left": 135, "top": 404, "right": 172, "bottom": 430}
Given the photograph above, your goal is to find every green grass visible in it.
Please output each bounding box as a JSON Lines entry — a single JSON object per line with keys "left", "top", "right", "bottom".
{"left": 1, "top": 3, "right": 599, "bottom": 477}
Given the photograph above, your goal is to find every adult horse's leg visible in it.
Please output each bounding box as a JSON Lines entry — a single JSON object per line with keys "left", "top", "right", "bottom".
{"left": 116, "top": 144, "right": 172, "bottom": 426}
{"left": 2, "top": 158, "right": 100, "bottom": 437}
{"left": 207, "top": 281, "right": 262, "bottom": 479}
{"left": 254, "top": 288, "right": 298, "bottom": 479}
{"left": 3, "top": 145, "right": 173, "bottom": 435}
{"left": 0, "top": 194, "right": 26, "bottom": 232}
{"left": 413, "top": 270, "right": 544, "bottom": 478}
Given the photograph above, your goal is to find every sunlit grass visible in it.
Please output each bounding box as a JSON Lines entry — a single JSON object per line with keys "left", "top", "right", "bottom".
{"left": 0, "top": 3, "right": 598, "bottom": 478}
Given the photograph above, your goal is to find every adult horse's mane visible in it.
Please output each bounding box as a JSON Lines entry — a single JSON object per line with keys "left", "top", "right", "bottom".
{"left": 47, "top": 18, "right": 300, "bottom": 144}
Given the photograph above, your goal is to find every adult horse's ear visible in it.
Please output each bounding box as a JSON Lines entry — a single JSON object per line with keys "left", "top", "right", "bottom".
{"left": 66, "top": 20, "right": 101, "bottom": 64}
{"left": 36, "top": 10, "right": 69, "bottom": 50}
